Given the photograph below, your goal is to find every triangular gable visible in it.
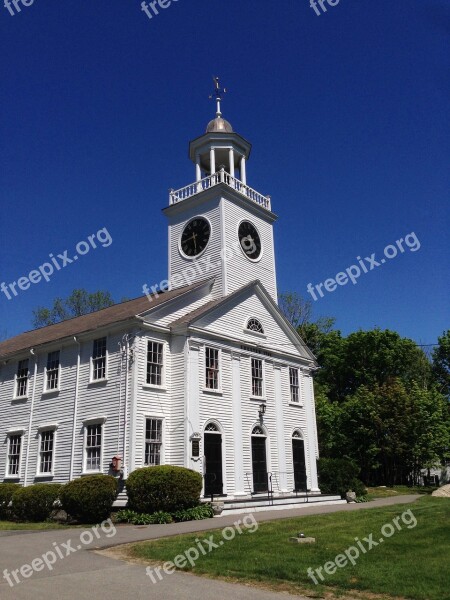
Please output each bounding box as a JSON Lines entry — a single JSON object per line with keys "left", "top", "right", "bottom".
{"left": 172, "top": 281, "right": 316, "bottom": 363}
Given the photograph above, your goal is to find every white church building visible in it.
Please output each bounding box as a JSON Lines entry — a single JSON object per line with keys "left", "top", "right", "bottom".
{"left": 0, "top": 87, "right": 325, "bottom": 507}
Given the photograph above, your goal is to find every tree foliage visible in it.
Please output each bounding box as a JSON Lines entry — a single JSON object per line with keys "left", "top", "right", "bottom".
{"left": 432, "top": 330, "right": 450, "bottom": 397}
{"left": 32, "top": 289, "right": 115, "bottom": 328}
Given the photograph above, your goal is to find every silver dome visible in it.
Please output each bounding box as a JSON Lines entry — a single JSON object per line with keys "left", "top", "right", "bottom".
{"left": 206, "top": 117, "right": 233, "bottom": 133}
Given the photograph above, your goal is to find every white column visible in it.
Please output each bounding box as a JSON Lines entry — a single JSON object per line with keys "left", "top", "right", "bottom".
{"left": 240, "top": 155, "right": 247, "bottom": 185}
{"left": 231, "top": 353, "right": 246, "bottom": 495}
{"left": 229, "top": 148, "right": 235, "bottom": 178}
{"left": 195, "top": 153, "right": 201, "bottom": 182}
{"left": 303, "top": 371, "right": 320, "bottom": 491}
{"left": 210, "top": 148, "right": 216, "bottom": 176}
{"left": 274, "top": 364, "right": 288, "bottom": 492}
{"left": 187, "top": 343, "right": 202, "bottom": 476}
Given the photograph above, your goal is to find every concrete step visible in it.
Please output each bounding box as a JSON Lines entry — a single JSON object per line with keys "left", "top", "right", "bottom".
{"left": 219, "top": 494, "right": 346, "bottom": 515}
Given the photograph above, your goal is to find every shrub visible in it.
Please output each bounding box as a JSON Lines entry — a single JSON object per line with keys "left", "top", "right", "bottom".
{"left": 173, "top": 504, "right": 214, "bottom": 522}
{"left": 12, "top": 484, "right": 62, "bottom": 522}
{"left": 0, "top": 483, "right": 21, "bottom": 520}
{"left": 60, "top": 475, "right": 118, "bottom": 523}
{"left": 115, "top": 509, "right": 173, "bottom": 525}
{"left": 318, "top": 457, "right": 367, "bottom": 498}
{"left": 126, "top": 466, "right": 202, "bottom": 514}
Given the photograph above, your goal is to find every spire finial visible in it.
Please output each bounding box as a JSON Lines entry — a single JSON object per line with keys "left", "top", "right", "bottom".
{"left": 209, "top": 76, "right": 227, "bottom": 118}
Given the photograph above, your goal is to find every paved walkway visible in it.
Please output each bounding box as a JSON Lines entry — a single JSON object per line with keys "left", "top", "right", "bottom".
{"left": 0, "top": 495, "right": 420, "bottom": 600}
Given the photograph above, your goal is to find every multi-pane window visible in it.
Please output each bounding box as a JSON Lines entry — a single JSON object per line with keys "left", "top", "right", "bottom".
{"left": 289, "top": 368, "right": 300, "bottom": 403}
{"left": 46, "top": 351, "right": 60, "bottom": 391}
{"left": 92, "top": 338, "right": 107, "bottom": 380}
{"left": 39, "top": 430, "right": 55, "bottom": 474}
{"left": 145, "top": 419, "right": 162, "bottom": 466}
{"left": 247, "top": 318, "right": 264, "bottom": 334}
{"left": 251, "top": 358, "right": 264, "bottom": 397}
{"left": 205, "top": 347, "right": 220, "bottom": 390}
{"left": 85, "top": 424, "right": 102, "bottom": 471}
{"left": 16, "top": 359, "right": 29, "bottom": 397}
{"left": 147, "top": 342, "right": 163, "bottom": 386}
{"left": 7, "top": 435, "right": 22, "bottom": 476}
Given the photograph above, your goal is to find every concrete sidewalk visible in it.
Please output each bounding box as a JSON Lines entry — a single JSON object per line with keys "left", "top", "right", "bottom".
{"left": 0, "top": 495, "right": 421, "bottom": 600}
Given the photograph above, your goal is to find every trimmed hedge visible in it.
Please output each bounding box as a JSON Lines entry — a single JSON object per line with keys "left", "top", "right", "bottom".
{"left": 126, "top": 466, "right": 202, "bottom": 514}
{"left": 0, "top": 483, "right": 21, "bottom": 520}
{"left": 318, "top": 457, "right": 367, "bottom": 498}
{"left": 12, "top": 484, "right": 62, "bottom": 522}
{"left": 59, "top": 475, "right": 118, "bottom": 523}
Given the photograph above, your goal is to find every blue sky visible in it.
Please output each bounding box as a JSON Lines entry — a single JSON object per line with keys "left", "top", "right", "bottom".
{"left": 0, "top": 0, "right": 448, "bottom": 346}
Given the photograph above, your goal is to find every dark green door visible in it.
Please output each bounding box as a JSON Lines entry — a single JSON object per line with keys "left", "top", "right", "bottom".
{"left": 293, "top": 438, "right": 307, "bottom": 491}
{"left": 252, "top": 436, "right": 268, "bottom": 493}
{"left": 204, "top": 433, "right": 223, "bottom": 496}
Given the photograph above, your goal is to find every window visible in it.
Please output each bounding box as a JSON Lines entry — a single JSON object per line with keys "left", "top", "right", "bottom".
{"left": 45, "top": 351, "right": 60, "bottom": 391}
{"left": 246, "top": 318, "right": 264, "bottom": 334}
{"left": 92, "top": 337, "right": 107, "bottom": 381}
{"left": 145, "top": 418, "right": 162, "bottom": 466}
{"left": 38, "top": 430, "right": 55, "bottom": 474}
{"left": 147, "top": 341, "right": 163, "bottom": 386}
{"left": 85, "top": 423, "right": 102, "bottom": 471}
{"left": 251, "top": 358, "right": 264, "bottom": 397}
{"left": 289, "top": 368, "right": 300, "bottom": 403}
{"left": 16, "top": 359, "right": 29, "bottom": 397}
{"left": 7, "top": 434, "right": 22, "bottom": 476}
{"left": 205, "top": 347, "right": 220, "bottom": 390}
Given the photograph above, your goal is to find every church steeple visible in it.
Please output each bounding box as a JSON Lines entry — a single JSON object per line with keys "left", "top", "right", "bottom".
{"left": 188, "top": 78, "right": 251, "bottom": 184}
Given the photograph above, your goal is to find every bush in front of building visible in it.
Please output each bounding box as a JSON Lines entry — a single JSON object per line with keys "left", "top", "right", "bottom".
{"left": 59, "top": 475, "right": 118, "bottom": 523}
{"left": 126, "top": 465, "right": 202, "bottom": 514}
{"left": 11, "top": 484, "right": 62, "bottom": 522}
{"left": 0, "top": 483, "right": 21, "bottom": 520}
{"left": 318, "top": 457, "right": 367, "bottom": 498}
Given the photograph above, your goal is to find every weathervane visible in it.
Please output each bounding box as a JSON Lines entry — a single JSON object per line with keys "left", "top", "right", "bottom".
{"left": 209, "top": 76, "right": 227, "bottom": 118}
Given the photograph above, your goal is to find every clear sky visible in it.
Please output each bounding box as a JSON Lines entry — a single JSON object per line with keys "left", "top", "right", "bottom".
{"left": 0, "top": 0, "right": 448, "bottom": 346}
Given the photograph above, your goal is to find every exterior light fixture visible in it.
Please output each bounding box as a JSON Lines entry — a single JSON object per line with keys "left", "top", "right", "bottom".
{"left": 259, "top": 403, "right": 266, "bottom": 417}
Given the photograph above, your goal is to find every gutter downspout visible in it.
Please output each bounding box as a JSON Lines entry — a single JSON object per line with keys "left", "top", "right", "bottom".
{"left": 24, "top": 349, "right": 37, "bottom": 487}
{"left": 123, "top": 336, "right": 130, "bottom": 478}
{"left": 70, "top": 337, "right": 81, "bottom": 481}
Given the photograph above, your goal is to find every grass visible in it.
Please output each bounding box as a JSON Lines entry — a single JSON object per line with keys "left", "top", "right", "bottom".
{"left": 366, "top": 486, "right": 437, "bottom": 500}
{"left": 0, "top": 521, "right": 66, "bottom": 531}
{"left": 130, "top": 497, "right": 450, "bottom": 600}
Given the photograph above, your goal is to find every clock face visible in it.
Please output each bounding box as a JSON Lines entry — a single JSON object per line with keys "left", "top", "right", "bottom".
{"left": 180, "top": 217, "right": 211, "bottom": 258}
{"left": 238, "top": 221, "right": 262, "bottom": 261}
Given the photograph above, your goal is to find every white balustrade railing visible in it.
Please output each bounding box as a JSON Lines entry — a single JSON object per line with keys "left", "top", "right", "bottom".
{"left": 169, "top": 168, "right": 271, "bottom": 211}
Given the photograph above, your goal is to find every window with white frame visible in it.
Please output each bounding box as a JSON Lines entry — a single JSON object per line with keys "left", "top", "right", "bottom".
{"left": 45, "top": 351, "right": 60, "bottom": 391}
{"left": 247, "top": 318, "right": 264, "bottom": 334}
{"left": 251, "top": 358, "right": 264, "bottom": 397}
{"left": 147, "top": 341, "right": 164, "bottom": 386}
{"left": 7, "top": 434, "right": 22, "bottom": 476}
{"left": 85, "top": 423, "right": 102, "bottom": 471}
{"left": 205, "top": 347, "right": 220, "bottom": 390}
{"left": 145, "top": 418, "right": 162, "bottom": 466}
{"left": 16, "top": 359, "right": 29, "bottom": 397}
{"left": 38, "top": 430, "right": 55, "bottom": 474}
{"left": 92, "top": 337, "right": 107, "bottom": 380}
{"left": 289, "top": 367, "right": 300, "bottom": 403}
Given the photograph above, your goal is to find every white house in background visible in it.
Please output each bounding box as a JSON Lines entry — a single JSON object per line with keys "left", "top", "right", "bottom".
{"left": 0, "top": 90, "right": 326, "bottom": 506}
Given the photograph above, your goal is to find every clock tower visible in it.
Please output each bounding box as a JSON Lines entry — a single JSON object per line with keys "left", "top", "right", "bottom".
{"left": 163, "top": 79, "right": 278, "bottom": 302}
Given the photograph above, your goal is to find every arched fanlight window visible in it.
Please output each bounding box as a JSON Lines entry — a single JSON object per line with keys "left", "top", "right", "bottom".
{"left": 247, "top": 318, "right": 264, "bottom": 334}
{"left": 252, "top": 425, "right": 266, "bottom": 436}
{"left": 205, "top": 423, "right": 220, "bottom": 433}
{"left": 292, "top": 430, "right": 303, "bottom": 439}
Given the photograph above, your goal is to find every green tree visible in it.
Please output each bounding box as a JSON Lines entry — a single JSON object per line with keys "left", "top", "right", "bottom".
{"left": 432, "top": 330, "right": 450, "bottom": 397}
{"left": 32, "top": 289, "right": 115, "bottom": 328}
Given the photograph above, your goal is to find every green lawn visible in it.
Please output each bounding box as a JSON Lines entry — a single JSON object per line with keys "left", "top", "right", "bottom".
{"left": 130, "top": 497, "right": 450, "bottom": 600}
{"left": 0, "top": 521, "right": 66, "bottom": 531}
{"left": 366, "top": 486, "right": 437, "bottom": 500}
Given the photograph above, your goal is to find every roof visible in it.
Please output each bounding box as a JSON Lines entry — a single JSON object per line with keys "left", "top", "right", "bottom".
{"left": 0, "top": 280, "right": 209, "bottom": 360}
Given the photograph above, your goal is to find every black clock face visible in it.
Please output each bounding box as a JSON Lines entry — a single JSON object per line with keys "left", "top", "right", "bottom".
{"left": 180, "top": 218, "right": 211, "bottom": 257}
{"left": 238, "top": 221, "right": 262, "bottom": 260}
